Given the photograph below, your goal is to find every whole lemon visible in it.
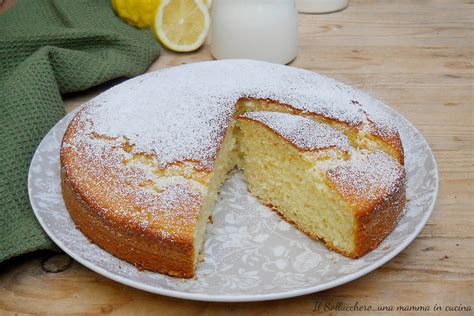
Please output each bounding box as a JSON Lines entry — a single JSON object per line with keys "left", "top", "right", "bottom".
{"left": 112, "top": 0, "right": 161, "bottom": 29}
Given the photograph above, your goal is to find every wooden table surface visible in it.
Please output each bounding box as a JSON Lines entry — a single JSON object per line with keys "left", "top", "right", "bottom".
{"left": 1, "top": 0, "right": 473, "bottom": 315}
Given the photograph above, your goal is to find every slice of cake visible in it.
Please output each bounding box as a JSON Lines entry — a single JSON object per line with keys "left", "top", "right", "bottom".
{"left": 236, "top": 111, "right": 406, "bottom": 257}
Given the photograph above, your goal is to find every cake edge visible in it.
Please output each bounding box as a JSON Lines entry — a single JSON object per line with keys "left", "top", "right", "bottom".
{"left": 61, "top": 169, "right": 197, "bottom": 278}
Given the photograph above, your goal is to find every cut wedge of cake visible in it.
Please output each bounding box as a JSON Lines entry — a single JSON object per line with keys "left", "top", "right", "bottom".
{"left": 236, "top": 111, "right": 406, "bottom": 257}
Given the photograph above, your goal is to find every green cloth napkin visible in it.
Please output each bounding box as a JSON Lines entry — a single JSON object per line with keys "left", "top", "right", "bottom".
{"left": 0, "top": 0, "right": 160, "bottom": 262}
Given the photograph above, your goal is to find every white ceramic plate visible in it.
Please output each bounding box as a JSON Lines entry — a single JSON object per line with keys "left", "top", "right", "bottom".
{"left": 29, "top": 103, "right": 438, "bottom": 302}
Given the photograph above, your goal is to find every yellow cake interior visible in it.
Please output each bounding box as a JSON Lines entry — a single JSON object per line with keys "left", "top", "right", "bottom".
{"left": 193, "top": 122, "right": 240, "bottom": 261}
{"left": 236, "top": 119, "right": 356, "bottom": 254}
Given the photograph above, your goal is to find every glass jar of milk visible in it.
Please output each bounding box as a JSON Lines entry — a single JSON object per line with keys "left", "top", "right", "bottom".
{"left": 210, "top": 0, "right": 298, "bottom": 64}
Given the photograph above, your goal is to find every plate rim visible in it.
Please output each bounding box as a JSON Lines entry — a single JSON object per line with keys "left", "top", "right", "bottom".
{"left": 28, "top": 107, "right": 438, "bottom": 302}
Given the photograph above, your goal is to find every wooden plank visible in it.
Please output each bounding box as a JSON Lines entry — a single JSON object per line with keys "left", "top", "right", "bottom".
{"left": 0, "top": 237, "right": 472, "bottom": 315}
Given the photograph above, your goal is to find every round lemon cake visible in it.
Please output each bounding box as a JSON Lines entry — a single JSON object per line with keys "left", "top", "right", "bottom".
{"left": 61, "top": 60, "right": 406, "bottom": 278}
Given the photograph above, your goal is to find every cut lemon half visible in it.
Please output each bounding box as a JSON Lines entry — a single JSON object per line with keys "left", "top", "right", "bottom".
{"left": 153, "top": 0, "right": 210, "bottom": 52}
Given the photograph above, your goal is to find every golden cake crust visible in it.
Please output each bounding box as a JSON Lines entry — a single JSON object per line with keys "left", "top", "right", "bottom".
{"left": 61, "top": 170, "right": 196, "bottom": 277}
{"left": 352, "top": 179, "right": 406, "bottom": 257}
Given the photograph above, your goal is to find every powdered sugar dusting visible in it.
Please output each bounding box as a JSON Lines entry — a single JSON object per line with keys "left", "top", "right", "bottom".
{"left": 62, "top": 59, "right": 403, "bottom": 242}
{"left": 72, "top": 60, "right": 397, "bottom": 169}
{"left": 240, "top": 111, "right": 350, "bottom": 152}
{"left": 62, "top": 129, "right": 203, "bottom": 240}
{"left": 326, "top": 150, "right": 406, "bottom": 210}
